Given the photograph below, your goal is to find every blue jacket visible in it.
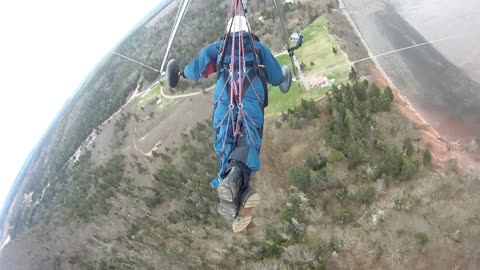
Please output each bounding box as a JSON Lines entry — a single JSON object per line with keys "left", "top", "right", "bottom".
{"left": 184, "top": 32, "right": 284, "bottom": 87}
{"left": 183, "top": 32, "right": 283, "bottom": 187}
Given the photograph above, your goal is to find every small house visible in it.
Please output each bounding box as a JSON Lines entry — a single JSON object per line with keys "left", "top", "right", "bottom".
{"left": 309, "top": 75, "right": 333, "bottom": 89}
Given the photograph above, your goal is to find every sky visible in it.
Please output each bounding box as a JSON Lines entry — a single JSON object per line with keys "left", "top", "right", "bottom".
{"left": 0, "top": 0, "right": 163, "bottom": 212}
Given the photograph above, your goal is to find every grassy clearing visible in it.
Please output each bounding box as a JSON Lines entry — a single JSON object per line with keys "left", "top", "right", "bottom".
{"left": 138, "top": 84, "right": 161, "bottom": 108}
{"left": 267, "top": 82, "right": 328, "bottom": 114}
{"left": 137, "top": 83, "right": 174, "bottom": 110}
{"left": 267, "top": 82, "right": 302, "bottom": 114}
{"left": 296, "top": 16, "right": 350, "bottom": 82}
{"left": 276, "top": 54, "right": 291, "bottom": 67}
{"left": 156, "top": 96, "right": 175, "bottom": 110}
{"left": 267, "top": 15, "right": 350, "bottom": 114}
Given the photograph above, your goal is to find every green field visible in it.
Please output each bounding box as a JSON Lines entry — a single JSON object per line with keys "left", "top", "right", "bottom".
{"left": 267, "top": 15, "right": 351, "bottom": 114}
{"left": 138, "top": 84, "right": 161, "bottom": 108}
{"left": 137, "top": 83, "right": 174, "bottom": 110}
{"left": 267, "top": 82, "right": 302, "bottom": 114}
{"left": 296, "top": 16, "right": 351, "bottom": 82}
{"left": 276, "top": 54, "right": 291, "bottom": 67}
{"left": 267, "top": 82, "right": 329, "bottom": 114}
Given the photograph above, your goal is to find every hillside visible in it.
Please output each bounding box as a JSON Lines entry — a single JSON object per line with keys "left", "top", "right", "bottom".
{"left": 3, "top": 0, "right": 331, "bottom": 238}
{"left": 2, "top": 0, "right": 479, "bottom": 269}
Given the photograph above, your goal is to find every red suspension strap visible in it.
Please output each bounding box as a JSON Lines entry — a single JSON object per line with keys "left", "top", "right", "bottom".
{"left": 238, "top": 22, "right": 245, "bottom": 105}
{"left": 229, "top": 0, "right": 239, "bottom": 136}
{"left": 234, "top": 0, "right": 247, "bottom": 136}
{"left": 223, "top": 0, "right": 249, "bottom": 137}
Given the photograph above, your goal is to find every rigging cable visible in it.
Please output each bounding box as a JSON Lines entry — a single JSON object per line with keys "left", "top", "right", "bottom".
{"left": 111, "top": 51, "right": 159, "bottom": 72}
{"left": 315, "top": 33, "right": 471, "bottom": 75}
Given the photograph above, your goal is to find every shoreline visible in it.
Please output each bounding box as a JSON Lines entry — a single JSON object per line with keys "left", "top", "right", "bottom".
{"left": 335, "top": 0, "right": 479, "bottom": 171}
{"left": 337, "top": 0, "right": 441, "bottom": 139}
{"left": 341, "top": 0, "right": 480, "bottom": 140}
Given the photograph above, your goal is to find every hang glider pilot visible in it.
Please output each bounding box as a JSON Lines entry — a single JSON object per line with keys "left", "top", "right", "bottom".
{"left": 181, "top": 15, "right": 284, "bottom": 231}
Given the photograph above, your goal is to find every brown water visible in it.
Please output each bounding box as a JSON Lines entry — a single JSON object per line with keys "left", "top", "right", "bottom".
{"left": 342, "top": 0, "right": 480, "bottom": 139}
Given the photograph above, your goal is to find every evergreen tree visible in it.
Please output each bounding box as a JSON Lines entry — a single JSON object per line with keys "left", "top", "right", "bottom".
{"left": 403, "top": 138, "right": 414, "bottom": 157}
{"left": 342, "top": 83, "right": 354, "bottom": 110}
{"left": 353, "top": 80, "right": 368, "bottom": 102}
{"left": 332, "top": 106, "right": 347, "bottom": 139}
{"left": 345, "top": 109, "right": 363, "bottom": 140}
{"left": 368, "top": 96, "right": 383, "bottom": 113}
{"left": 362, "top": 79, "right": 370, "bottom": 88}
{"left": 384, "top": 87, "right": 394, "bottom": 102}
{"left": 353, "top": 96, "right": 368, "bottom": 122}
{"left": 379, "top": 95, "right": 392, "bottom": 111}
{"left": 399, "top": 157, "right": 418, "bottom": 181}
{"left": 347, "top": 141, "right": 370, "bottom": 168}
{"left": 348, "top": 66, "right": 359, "bottom": 82}
{"left": 325, "top": 95, "right": 334, "bottom": 114}
{"left": 306, "top": 154, "right": 328, "bottom": 171}
{"left": 289, "top": 166, "right": 312, "bottom": 192}
{"left": 332, "top": 46, "right": 338, "bottom": 55}
{"left": 331, "top": 84, "right": 343, "bottom": 102}
{"left": 384, "top": 146, "right": 404, "bottom": 176}
{"left": 320, "top": 126, "right": 333, "bottom": 142}
{"left": 330, "top": 133, "right": 345, "bottom": 151}
{"left": 369, "top": 84, "right": 381, "bottom": 98}
{"left": 423, "top": 149, "right": 432, "bottom": 166}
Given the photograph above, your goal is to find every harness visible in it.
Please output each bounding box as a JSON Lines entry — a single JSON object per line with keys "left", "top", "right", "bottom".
{"left": 217, "top": 34, "right": 269, "bottom": 108}
{"left": 213, "top": 0, "right": 268, "bottom": 177}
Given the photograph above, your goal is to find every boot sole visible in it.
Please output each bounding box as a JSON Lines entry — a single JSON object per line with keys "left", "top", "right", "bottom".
{"left": 243, "top": 192, "right": 260, "bottom": 209}
{"left": 217, "top": 184, "right": 234, "bottom": 202}
{"left": 217, "top": 200, "right": 236, "bottom": 221}
{"left": 231, "top": 193, "right": 261, "bottom": 233}
{"left": 232, "top": 215, "right": 252, "bottom": 233}
{"left": 217, "top": 167, "right": 242, "bottom": 202}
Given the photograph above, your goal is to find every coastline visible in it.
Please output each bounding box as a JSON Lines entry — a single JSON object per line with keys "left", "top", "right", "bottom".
{"left": 334, "top": 0, "right": 479, "bottom": 171}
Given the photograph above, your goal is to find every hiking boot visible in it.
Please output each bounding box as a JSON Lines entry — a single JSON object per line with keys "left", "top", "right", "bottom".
{"left": 217, "top": 166, "right": 242, "bottom": 202}
{"left": 232, "top": 212, "right": 252, "bottom": 233}
{"left": 217, "top": 185, "right": 259, "bottom": 223}
{"left": 217, "top": 199, "right": 237, "bottom": 221}
{"left": 232, "top": 186, "right": 260, "bottom": 233}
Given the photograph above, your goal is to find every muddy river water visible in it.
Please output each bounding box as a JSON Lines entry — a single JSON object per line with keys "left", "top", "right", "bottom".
{"left": 342, "top": 0, "right": 480, "bottom": 139}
